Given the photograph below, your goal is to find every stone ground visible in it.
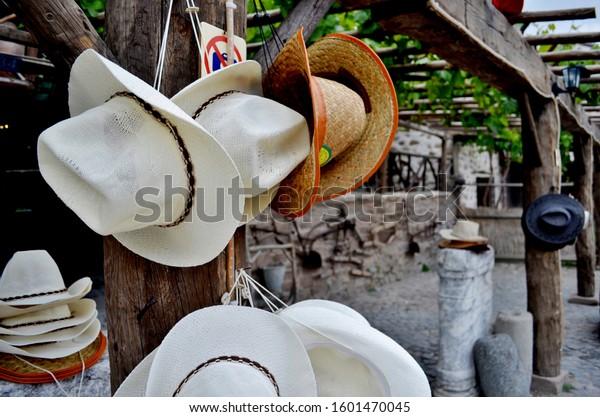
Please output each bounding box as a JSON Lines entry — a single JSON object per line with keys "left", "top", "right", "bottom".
{"left": 1, "top": 261, "right": 598, "bottom": 397}
{"left": 334, "top": 261, "right": 600, "bottom": 397}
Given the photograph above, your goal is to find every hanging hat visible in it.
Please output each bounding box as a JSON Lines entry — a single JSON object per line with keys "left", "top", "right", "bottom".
{"left": 171, "top": 60, "right": 310, "bottom": 223}
{"left": 277, "top": 305, "right": 431, "bottom": 397}
{"left": 38, "top": 49, "right": 244, "bottom": 267}
{"left": 0, "top": 331, "right": 107, "bottom": 384}
{"left": 522, "top": 193, "right": 585, "bottom": 251}
{"left": 288, "top": 299, "right": 370, "bottom": 327}
{"left": 0, "top": 318, "right": 100, "bottom": 359}
{"left": 0, "top": 299, "right": 97, "bottom": 336}
{"left": 114, "top": 305, "right": 317, "bottom": 397}
{"left": 0, "top": 251, "right": 92, "bottom": 318}
{"left": 439, "top": 220, "right": 488, "bottom": 243}
{"left": 263, "top": 29, "right": 398, "bottom": 217}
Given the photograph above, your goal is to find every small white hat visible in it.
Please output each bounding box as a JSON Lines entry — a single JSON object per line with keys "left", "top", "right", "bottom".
{"left": 439, "top": 220, "right": 488, "bottom": 243}
{"left": 277, "top": 305, "right": 431, "bottom": 397}
{"left": 0, "top": 299, "right": 97, "bottom": 336}
{"left": 0, "top": 318, "right": 100, "bottom": 359}
{"left": 171, "top": 61, "right": 310, "bottom": 223}
{"left": 38, "top": 49, "right": 244, "bottom": 267}
{"left": 115, "top": 305, "right": 317, "bottom": 397}
{"left": 0, "top": 250, "right": 91, "bottom": 318}
{"left": 0, "top": 313, "right": 97, "bottom": 346}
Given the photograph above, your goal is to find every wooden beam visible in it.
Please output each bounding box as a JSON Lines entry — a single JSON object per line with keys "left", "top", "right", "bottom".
{"left": 526, "top": 31, "right": 600, "bottom": 46}
{"left": 552, "top": 64, "right": 600, "bottom": 75}
{"left": 0, "top": 22, "right": 37, "bottom": 46}
{"left": 388, "top": 60, "right": 452, "bottom": 74}
{"left": 541, "top": 49, "right": 600, "bottom": 63}
{"left": 508, "top": 7, "right": 596, "bottom": 25}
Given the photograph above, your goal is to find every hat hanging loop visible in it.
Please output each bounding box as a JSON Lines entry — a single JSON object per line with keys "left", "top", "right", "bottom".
{"left": 153, "top": 0, "right": 176, "bottom": 92}
{"left": 185, "top": 0, "right": 203, "bottom": 58}
{"left": 222, "top": 269, "right": 288, "bottom": 312}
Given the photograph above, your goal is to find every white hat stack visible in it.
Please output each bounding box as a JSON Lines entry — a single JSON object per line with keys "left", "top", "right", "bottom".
{"left": 0, "top": 251, "right": 101, "bottom": 361}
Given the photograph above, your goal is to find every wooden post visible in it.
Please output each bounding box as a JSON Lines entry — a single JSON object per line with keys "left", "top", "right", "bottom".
{"left": 519, "top": 92, "right": 563, "bottom": 378}
{"left": 572, "top": 134, "right": 595, "bottom": 297}
{"left": 103, "top": 0, "right": 247, "bottom": 392}
{"left": 594, "top": 145, "right": 600, "bottom": 267}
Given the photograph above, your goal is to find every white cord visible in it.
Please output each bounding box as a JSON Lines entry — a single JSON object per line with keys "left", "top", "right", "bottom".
{"left": 153, "top": 0, "right": 176, "bottom": 92}
{"left": 186, "top": 0, "right": 203, "bottom": 56}
{"left": 12, "top": 355, "right": 70, "bottom": 397}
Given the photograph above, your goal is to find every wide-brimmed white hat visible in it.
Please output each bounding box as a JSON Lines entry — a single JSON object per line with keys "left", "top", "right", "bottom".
{"left": 172, "top": 61, "right": 310, "bottom": 223}
{"left": 277, "top": 305, "right": 431, "bottom": 397}
{"left": 0, "top": 251, "right": 91, "bottom": 318}
{"left": 115, "top": 305, "right": 317, "bottom": 397}
{"left": 0, "top": 299, "right": 97, "bottom": 336}
{"left": 288, "top": 299, "right": 370, "bottom": 326}
{"left": 38, "top": 49, "right": 244, "bottom": 267}
{"left": 439, "top": 220, "right": 488, "bottom": 243}
{"left": 0, "top": 318, "right": 100, "bottom": 359}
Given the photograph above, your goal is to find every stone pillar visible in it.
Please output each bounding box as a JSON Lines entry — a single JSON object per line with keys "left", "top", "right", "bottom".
{"left": 494, "top": 310, "right": 533, "bottom": 389}
{"left": 435, "top": 247, "right": 495, "bottom": 396}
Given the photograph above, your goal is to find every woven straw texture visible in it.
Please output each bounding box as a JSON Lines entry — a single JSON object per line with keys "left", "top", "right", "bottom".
{"left": 308, "top": 34, "right": 398, "bottom": 200}
{"left": 264, "top": 29, "right": 323, "bottom": 217}
{"left": 0, "top": 331, "right": 106, "bottom": 384}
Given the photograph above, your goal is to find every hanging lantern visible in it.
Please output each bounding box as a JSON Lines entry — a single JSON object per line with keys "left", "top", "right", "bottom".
{"left": 553, "top": 65, "right": 591, "bottom": 96}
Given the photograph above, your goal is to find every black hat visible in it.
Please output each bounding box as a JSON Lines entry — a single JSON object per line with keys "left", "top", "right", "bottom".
{"left": 521, "top": 193, "right": 585, "bottom": 251}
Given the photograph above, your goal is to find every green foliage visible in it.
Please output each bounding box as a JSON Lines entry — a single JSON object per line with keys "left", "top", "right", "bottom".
{"left": 76, "top": 0, "right": 105, "bottom": 34}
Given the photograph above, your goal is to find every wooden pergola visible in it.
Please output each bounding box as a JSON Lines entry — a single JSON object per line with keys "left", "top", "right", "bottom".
{"left": 2, "top": 0, "right": 598, "bottom": 393}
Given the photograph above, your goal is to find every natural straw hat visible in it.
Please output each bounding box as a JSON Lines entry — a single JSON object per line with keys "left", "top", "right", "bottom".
{"left": 0, "top": 251, "right": 91, "bottom": 319}
{"left": 0, "top": 299, "right": 97, "bottom": 337}
{"left": 38, "top": 49, "right": 244, "bottom": 267}
{"left": 171, "top": 60, "right": 310, "bottom": 223}
{"left": 0, "top": 331, "right": 107, "bottom": 384}
{"left": 264, "top": 29, "right": 398, "bottom": 217}
{"left": 439, "top": 220, "right": 488, "bottom": 243}
{"left": 521, "top": 193, "right": 585, "bottom": 251}
{"left": 277, "top": 305, "right": 431, "bottom": 397}
{"left": 0, "top": 318, "right": 100, "bottom": 359}
{"left": 115, "top": 305, "right": 317, "bottom": 397}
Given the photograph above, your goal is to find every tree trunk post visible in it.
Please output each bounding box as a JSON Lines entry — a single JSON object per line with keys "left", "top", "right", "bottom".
{"left": 573, "top": 133, "right": 595, "bottom": 298}
{"left": 104, "top": 0, "right": 247, "bottom": 393}
{"left": 594, "top": 145, "right": 600, "bottom": 267}
{"left": 519, "top": 93, "right": 563, "bottom": 379}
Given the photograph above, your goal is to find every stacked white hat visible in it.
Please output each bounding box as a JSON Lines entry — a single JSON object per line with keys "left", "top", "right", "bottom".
{"left": 0, "top": 250, "right": 105, "bottom": 383}
{"left": 115, "top": 300, "right": 431, "bottom": 397}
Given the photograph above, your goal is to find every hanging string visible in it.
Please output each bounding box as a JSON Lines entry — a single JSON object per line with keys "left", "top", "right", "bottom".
{"left": 154, "top": 0, "right": 176, "bottom": 92}
{"left": 185, "top": 0, "right": 203, "bottom": 57}
{"left": 252, "top": 0, "right": 285, "bottom": 68}
{"left": 221, "top": 268, "right": 288, "bottom": 312}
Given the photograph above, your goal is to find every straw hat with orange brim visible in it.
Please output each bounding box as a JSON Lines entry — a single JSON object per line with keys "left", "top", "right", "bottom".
{"left": 264, "top": 29, "right": 398, "bottom": 217}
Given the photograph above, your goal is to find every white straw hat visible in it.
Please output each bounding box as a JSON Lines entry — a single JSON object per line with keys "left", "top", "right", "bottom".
{"left": 277, "top": 305, "right": 431, "bottom": 397}
{"left": 115, "top": 305, "right": 317, "bottom": 397}
{"left": 38, "top": 49, "right": 244, "bottom": 267}
{"left": 0, "top": 313, "right": 97, "bottom": 346}
{"left": 439, "top": 220, "right": 488, "bottom": 243}
{"left": 0, "top": 251, "right": 91, "bottom": 318}
{"left": 0, "top": 318, "right": 100, "bottom": 359}
{"left": 171, "top": 61, "right": 310, "bottom": 223}
{"left": 288, "top": 299, "right": 370, "bottom": 326}
{"left": 0, "top": 299, "right": 97, "bottom": 336}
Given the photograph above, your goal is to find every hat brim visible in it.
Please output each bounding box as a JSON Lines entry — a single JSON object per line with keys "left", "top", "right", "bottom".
{"left": 263, "top": 29, "right": 322, "bottom": 218}
{"left": 0, "top": 298, "right": 97, "bottom": 336}
{"left": 308, "top": 34, "right": 398, "bottom": 201}
{"left": 277, "top": 305, "right": 431, "bottom": 397}
{"left": 49, "top": 50, "right": 243, "bottom": 267}
{"left": 0, "top": 278, "right": 92, "bottom": 319}
{"left": 439, "top": 229, "right": 488, "bottom": 243}
{"left": 522, "top": 194, "right": 584, "bottom": 250}
{"left": 288, "top": 299, "right": 370, "bottom": 327}
{"left": 118, "top": 306, "right": 317, "bottom": 397}
{"left": 0, "top": 331, "right": 106, "bottom": 384}
{"left": 171, "top": 61, "right": 280, "bottom": 224}
{"left": 0, "top": 319, "right": 100, "bottom": 359}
